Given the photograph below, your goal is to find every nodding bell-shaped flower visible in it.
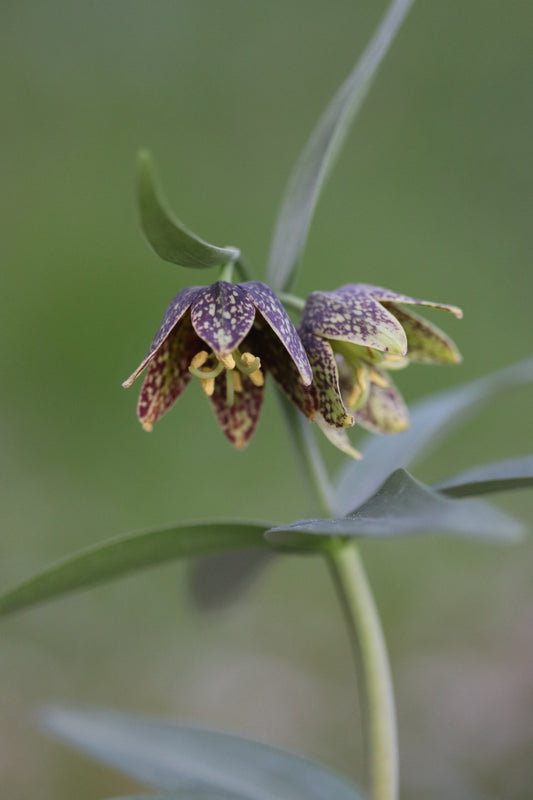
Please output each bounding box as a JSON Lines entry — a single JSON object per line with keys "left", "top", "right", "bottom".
{"left": 299, "top": 283, "right": 462, "bottom": 444}
{"left": 122, "top": 280, "right": 313, "bottom": 449}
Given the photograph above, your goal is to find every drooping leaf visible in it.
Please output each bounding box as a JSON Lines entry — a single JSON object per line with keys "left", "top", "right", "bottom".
{"left": 40, "top": 708, "right": 364, "bottom": 800}
{"left": 267, "top": 469, "right": 525, "bottom": 549}
{"left": 138, "top": 150, "right": 239, "bottom": 269}
{"left": 333, "top": 357, "right": 533, "bottom": 516}
{"left": 0, "top": 521, "right": 271, "bottom": 618}
{"left": 435, "top": 455, "right": 533, "bottom": 498}
{"left": 266, "top": 0, "right": 415, "bottom": 292}
{"left": 188, "top": 550, "right": 277, "bottom": 611}
{"left": 110, "top": 794, "right": 243, "bottom": 800}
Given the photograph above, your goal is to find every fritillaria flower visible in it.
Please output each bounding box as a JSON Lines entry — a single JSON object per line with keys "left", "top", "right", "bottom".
{"left": 299, "top": 283, "right": 462, "bottom": 437}
{"left": 123, "top": 280, "right": 313, "bottom": 448}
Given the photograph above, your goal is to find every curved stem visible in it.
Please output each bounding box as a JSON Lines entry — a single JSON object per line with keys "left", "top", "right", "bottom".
{"left": 279, "top": 292, "right": 306, "bottom": 312}
{"left": 327, "top": 542, "right": 398, "bottom": 800}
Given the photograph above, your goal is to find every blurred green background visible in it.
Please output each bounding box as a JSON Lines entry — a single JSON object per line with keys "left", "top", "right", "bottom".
{"left": 1, "top": 1, "right": 532, "bottom": 798}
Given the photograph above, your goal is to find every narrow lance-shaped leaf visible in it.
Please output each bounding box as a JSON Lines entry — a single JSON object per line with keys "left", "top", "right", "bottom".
{"left": 110, "top": 794, "right": 245, "bottom": 800}
{"left": 40, "top": 708, "right": 364, "bottom": 800}
{"left": 267, "top": 469, "right": 525, "bottom": 550}
{"left": 0, "top": 521, "right": 271, "bottom": 618}
{"left": 138, "top": 150, "right": 240, "bottom": 269}
{"left": 435, "top": 455, "right": 533, "bottom": 498}
{"left": 266, "top": 0, "right": 415, "bottom": 292}
{"left": 333, "top": 357, "right": 533, "bottom": 516}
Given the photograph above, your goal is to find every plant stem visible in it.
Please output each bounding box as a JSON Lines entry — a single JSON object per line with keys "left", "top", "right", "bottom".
{"left": 283, "top": 404, "right": 398, "bottom": 799}
{"left": 279, "top": 292, "right": 306, "bottom": 312}
{"left": 327, "top": 541, "right": 398, "bottom": 800}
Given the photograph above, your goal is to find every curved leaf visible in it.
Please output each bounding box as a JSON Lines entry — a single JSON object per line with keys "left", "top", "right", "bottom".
{"left": 334, "top": 357, "right": 533, "bottom": 516}
{"left": 110, "top": 794, "right": 241, "bottom": 800}
{"left": 0, "top": 521, "right": 271, "bottom": 618}
{"left": 436, "top": 455, "right": 533, "bottom": 498}
{"left": 266, "top": 0, "right": 415, "bottom": 292}
{"left": 188, "top": 550, "right": 276, "bottom": 611}
{"left": 41, "top": 708, "right": 364, "bottom": 800}
{"left": 138, "top": 150, "right": 239, "bottom": 268}
{"left": 267, "top": 469, "right": 525, "bottom": 549}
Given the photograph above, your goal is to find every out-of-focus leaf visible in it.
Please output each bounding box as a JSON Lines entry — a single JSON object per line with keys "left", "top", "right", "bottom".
{"left": 0, "top": 521, "right": 271, "bottom": 618}
{"left": 138, "top": 150, "right": 239, "bottom": 268}
{"left": 266, "top": 0, "right": 414, "bottom": 292}
{"left": 187, "top": 550, "right": 276, "bottom": 611}
{"left": 110, "top": 794, "right": 248, "bottom": 800}
{"left": 41, "top": 708, "right": 364, "bottom": 800}
{"left": 267, "top": 469, "right": 525, "bottom": 549}
{"left": 435, "top": 455, "right": 533, "bottom": 498}
{"left": 334, "top": 357, "right": 533, "bottom": 516}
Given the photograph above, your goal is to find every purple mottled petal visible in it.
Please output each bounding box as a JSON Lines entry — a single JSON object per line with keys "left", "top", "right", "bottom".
{"left": 316, "top": 415, "right": 362, "bottom": 460}
{"left": 247, "top": 326, "right": 317, "bottom": 420}
{"left": 339, "top": 283, "right": 463, "bottom": 318}
{"left": 302, "top": 290, "right": 407, "bottom": 355}
{"left": 190, "top": 281, "right": 255, "bottom": 357}
{"left": 208, "top": 372, "right": 264, "bottom": 449}
{"left": 241, "top": 281, "right": 313, "bottom": 384}
{"left": 353, "top": 366, "right": 409, "bottom": 434}
{"left": 122, "top": 286, "right": 200, "bottom": 387}
{"left": 137, "top": 315, "right": 199, "bottom": 430}
{"left": 384, "top": 303, "right": 462, "bottom": 364}
{"left": 301, "top": 328, "right": 354, "bottom": 429}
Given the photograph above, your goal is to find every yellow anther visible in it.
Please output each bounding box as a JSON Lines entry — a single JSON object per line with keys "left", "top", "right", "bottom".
{"left": 190, "top": 350, "right": 209, "bottom": 369}
{"left": 369, "top": 368, "right": 389, "bottom": 388}
{"left": 241, "top": 352, "right": 260, "bottom": 369}
{"left": 357, "top": 367, "right": 368, "bottom": 393}
{"left": 233, "top": 371, "right": 242, "bottom": 392}
{"left": 248, "top": 368, "right": 264, "bottom": 387}
{"left": 347, "top": 383, "right": 362, "bottom": 409}
{"left": 219, "top": 353, "right": 236, "bottom": 370}
{"left": 200, "top": 377, "right": 215, "bottom": 396}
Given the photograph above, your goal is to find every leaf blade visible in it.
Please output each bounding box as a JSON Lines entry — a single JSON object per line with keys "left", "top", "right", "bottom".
{"left": 138, "top": 150, "right": 239, "bottom": 269}
{"left": 267, "top": 469, "right": 525, "bottom": 548}
{"left": 40, "top": 708, "right": 364, "bottom": 800}
{"left": 0, "top": 521, "right": 271, "bottom": 618}
{"left": 266, "top": 0, "right": 415, "bottom": 291}
{"left": 333, "top": 357, "right": 533, "bottom": 516}
{"left": 435, "top": 455, "right": 533, "bottom": 498}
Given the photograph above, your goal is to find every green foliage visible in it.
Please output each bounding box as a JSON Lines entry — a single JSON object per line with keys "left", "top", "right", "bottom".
{"left": 436, "top": 455, "right": 533, "bottom": 497}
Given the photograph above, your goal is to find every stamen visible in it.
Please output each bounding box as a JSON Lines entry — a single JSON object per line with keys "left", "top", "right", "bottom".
{"left": 219, "top": 353, "right": 236, "bottom": 370}
{"left": 225, "top": 371, "right": 235, "bottom": 406}
{"left": 189, "top": 361, "right": 225, "bottom": 380}
{"left": 369, "top": 368, "right": 389, "bottom": 388}
{"left": 190, "top": 351, "right": 209, "bottom": 369}
{"left": 248, "top": 367, "right": 264, "bottom": 387}
{"left": 357, "top": 367, "right": 368, "bottom": 394}
{"left": 236, "top": 351, "right": 261, "bottom": 375}
{"left": 347, "top": 384, "right": 362, "bottom": 409}
{"left": 200, "top": 372, "right": 215, "bottom": 397}
{"left": 233, "top": 371, "right": 242, "bottom": 392}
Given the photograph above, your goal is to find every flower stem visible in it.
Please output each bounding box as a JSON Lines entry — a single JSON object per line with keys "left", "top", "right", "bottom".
{"left": 282, "top": 401, "right": 398, "bottom": 799}
{"left": 326, "top": 541, "right": 398, "bottom": 800}
{"left": 279, "top": 291, "right": 306, "bottom": 312}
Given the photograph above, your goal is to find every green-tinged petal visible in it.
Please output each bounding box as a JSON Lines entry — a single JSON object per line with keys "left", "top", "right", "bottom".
{"left": 0, "top": 522, "right": 271, "bottom": 618}
{"left": 316, "top": 415, "right": 362, "bottom": 459}
{"left": 333, "top": 357, "right": 533, "bottom": 516}
{"left": 207, "top": 372, "right": 264, "bottom": 449}
{"left": 385, "top": 303, "right": 462, "bottom": 364}
{"left": 138, "top": 151, "right": 239, "bottom": 269}
{"left": 40, "top": 708, "right": 364, "bottom": 800}
{"left": 352, "top": 367, "right": 409, "bottom": 434}
{"left": 300, "top": 328, "right": 354, "bottom": 428}
{"left": 435, "top": 455, "right": 533, "bottom": 498}
{"left": 302, "top": 290, "right": 407, "bottom": 354}
{"left": 266, "top": 469, "right": 525, "bottom": 549}
{"left": 137, "top": 316, "right": 198, "bottom": 431}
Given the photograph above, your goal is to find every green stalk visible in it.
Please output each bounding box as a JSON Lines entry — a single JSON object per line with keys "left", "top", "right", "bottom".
{"left": 280, "top": 391, "right": 398, "bottom": 800}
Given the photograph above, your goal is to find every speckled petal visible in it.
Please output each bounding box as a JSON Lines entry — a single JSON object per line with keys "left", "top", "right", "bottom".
{"left": 137, "top": 315, "right": 199, "bottom": 430}
{"left": 247, "top": 326, "right": 317, "bottom": 420}
{"left": 302, "top": 290, "right": 407, "bottom": 355}
{"left": 241, "top": 281, "right": 313, "bottom": 384}
{"left": 208, "top": 372, "right": 264, "bottom": 449}
{"left": 353, "top": 366, "right": 409, "bottom": 434}
{"left": 316, "top": 415, "right": 362, "bottom": 459}
{"left": 122, "top": 285, "right": 201, "bottom": 387}
{"left": 301, "top": 328, "right": 354, "bottom": 429}
{"left": 383, "top": 303, "right": 462, "bottom": 364}
{"left": 190, "top": 281, "right": 255, "bottom": 357}
{"left": 340, "top": 284, "right": 463, "bottom": 318}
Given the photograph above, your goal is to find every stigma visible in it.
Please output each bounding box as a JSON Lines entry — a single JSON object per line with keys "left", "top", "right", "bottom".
{"left": 188, "top": 347, "right": 264, "bottom": 404}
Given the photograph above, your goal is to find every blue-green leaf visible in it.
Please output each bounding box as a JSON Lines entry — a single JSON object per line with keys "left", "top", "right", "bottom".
{"left": 138, "top": 150, "right": 239, "bottom": 269}
{"left": 334, "top": 357, "right": 533, "bottom": 516}
{"left": 0, "top": 521, "right": 271, "bottom": 618}
{"left": 435, "top": 455, "right": 533, "bottom": 498}
{"left": 41, "top": 708, "right": 364, "bottom": 800}
{"left": 110, "top": 794, "right": 240, "bottom": 800}
{"left": 267, "top": 469, "right": 525, "bottom": 549}
{"left": 266, "top": 0, "right": 414, "bottom": 292}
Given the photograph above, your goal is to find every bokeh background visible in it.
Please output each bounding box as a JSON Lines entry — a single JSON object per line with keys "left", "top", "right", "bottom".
{"left": 1, "top": 1, "right": 532, "bottom": 798}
